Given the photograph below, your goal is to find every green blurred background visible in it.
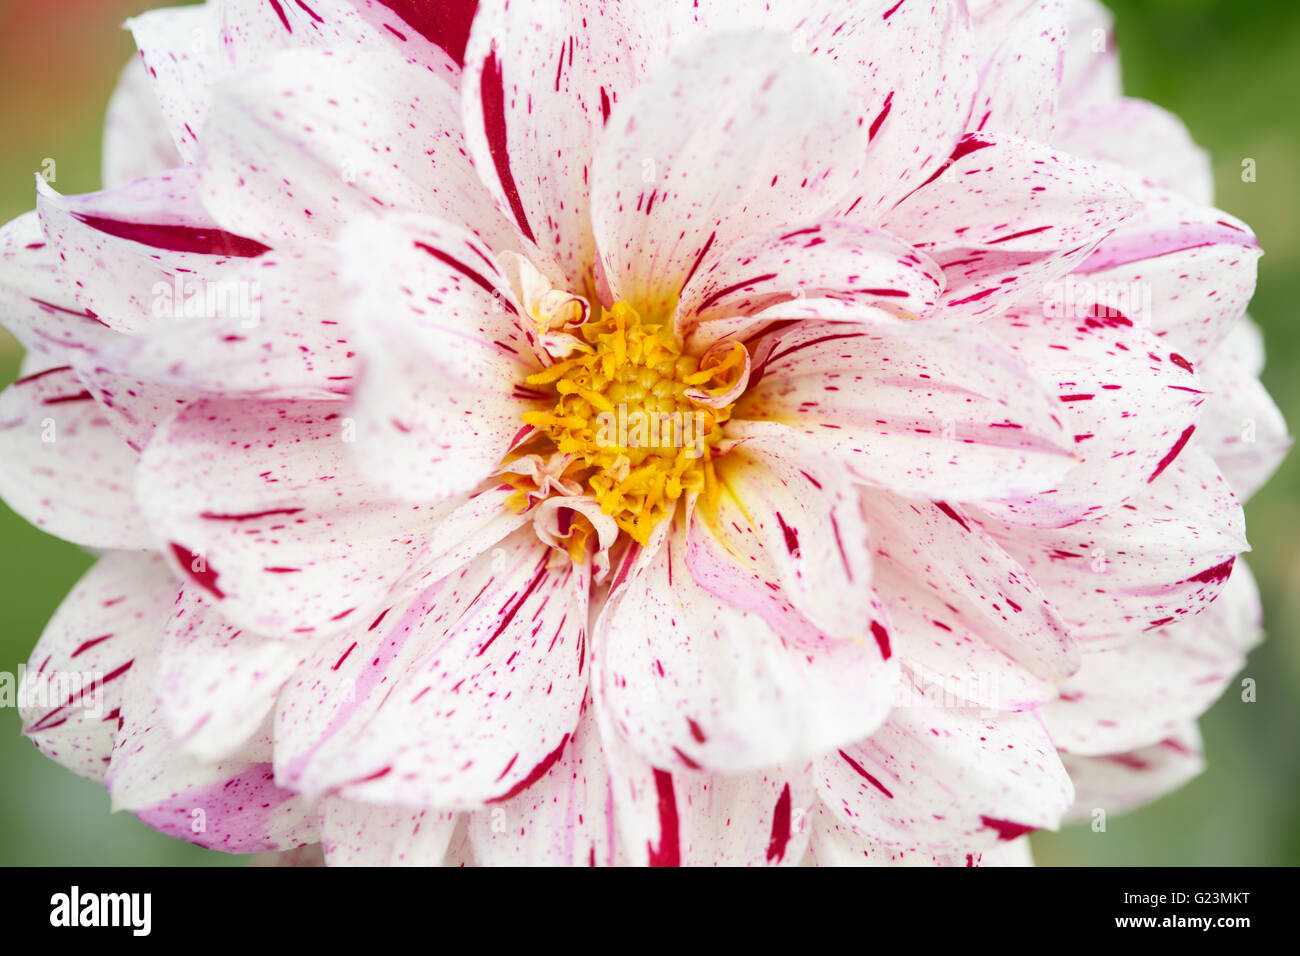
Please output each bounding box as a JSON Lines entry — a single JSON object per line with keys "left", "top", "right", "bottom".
{"left": 0, "top": 0, "right": 1296, "bottom": 865}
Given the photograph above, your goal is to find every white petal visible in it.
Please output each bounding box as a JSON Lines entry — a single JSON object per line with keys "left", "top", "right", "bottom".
{"left": 318, "top": 796, "right": 457, "bottom": 866}
{"left": 291, "top": 530, "right": 589, "bottom": 809}
{"left": 200, "top": 49, "right": 511, "bottom": 247}
{"left": 20, "top": 552, "right": 175, "bottom": 782}
{"left": 0, "top": 366, "right": 152, "bottom": 549}
{"left": 157, "top": 584, "right": 304, "bottom": 761}
{"left": 591, "top": 31, "right": 869, "bottom": 318}
{"left": 1044, "top": 561, "right": 1261, "bottom": 755}
{"left": 137, "top": 397, "right": 452, "bottom": 638}
{"left": 338, "top": 212, "right": 542, "bottom": 501}
{"left": 734, "top": 322, "right": 1076, "bottom": 501}
{"left": 817, "top": 705, "right": 1073, "bottom": 850}
{"left": 598, "top": 517, "right": 897, "bottom": 773}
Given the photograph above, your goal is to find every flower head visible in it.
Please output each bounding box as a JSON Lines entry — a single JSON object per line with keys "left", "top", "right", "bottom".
{"left": 1, "top": 0, "right": 1287, "bottom": 866}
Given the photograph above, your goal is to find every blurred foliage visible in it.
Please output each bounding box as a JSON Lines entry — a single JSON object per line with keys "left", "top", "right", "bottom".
{"left": 0, "top": 0, "right": 1295, "bottom": 865}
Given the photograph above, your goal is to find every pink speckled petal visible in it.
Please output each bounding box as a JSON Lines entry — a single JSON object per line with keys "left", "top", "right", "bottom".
{"left": 805, "top": 799, "right": 981, "bottom": 866}
{"left": 977, "top": 304, "right": 1207, "bottom": 528}
{"left": 881, "top": 134, "right": 1138, "bottom": 321}
{"left": 1197, "top": 318, "right": 1291, "bottom": 500}
{"left": 687, "top": 435, "right": 876, "bottom": 647}
{"left": 468, "top": 699, "right": 624, "bottom": 866}
{"left": 804, "top": 0, "right": 979, "bottom": 221}
{"left": 157, "top": 584, "right": 304, "bottom": 762}
{"left": 1055, "top": 97, "right": 1214, "bottom": 206}
{"left": 218, "top": 0, "right": 462, "bottom": 78}
{"left": 201, "top": 48, "right": 512, "bottom": 248}
{"left": 1071, "top": 185, "right": 1260, "bottom": 361}
{"left": 591, "top": 693, "right": 815, "bottom": 867}
{"left": 338, "top": 211, "right": 544, "bottom": 501}
{"left": 460, "top": 0, "right": 657, "bottom": 290}
{"left": 598, "top": 516, "right": 897, "bottom": 774}
{"left": 677, "top": 220, "right": 944, "bottom": 351}
{"left": 128, "top": 0, "right": 461, "bottom": 165}
{"left": 102, "top": 55, "right": 183, "bottom": 189}
{"left": 136, "top": 397, "right": 455, "bottom": 638}
{"left": 1057, "top": 0, "right": 1122, "bottom": 109}
{"left": 0, "top": 211, "right": 117, "bottom": 365}
{"left": 20, "top": 552, "right": 175, "bottom": 782}
{"left": 1044, "top": 560, "right": 1261, "bottom": 755}
{"left": 975, "top": 447, "right": 1248, "bottom": 646}
{"left": 860, "top": 489, "right": 1078, "bottom": 709}
{"left": 126, "top": 4, "right": 221, "bottom": 165}
{"left": 817, "top": 706, "right": 1073, "bottom": 851}
{"left": 318, "top": 796, "right": 458, "bottom": 866}
{"left": 733, "top": 321, "right": 1076, "bottom": 501}
{"left": 36, "top": 171, "right": 270, "bottom": 334}
{"left": 591, "top": 31, "right": 870, "bottom": 318}
{"left": 967, "top": 0, "right": 1067, "bottom": 142}
{"left": 1059, "top": 723, "right": 1205, "bottom": 821}
{"left": 0, "top": 366, "right": 151, "bottom": 549}
{"left": 291, "top": 529, "right": 589, "bottom": 808}
{"left": 106, "top": 643, "right": 318, "bottom": 853}
{"left": 87, "top": 242, "right": 358, "bottom": 401}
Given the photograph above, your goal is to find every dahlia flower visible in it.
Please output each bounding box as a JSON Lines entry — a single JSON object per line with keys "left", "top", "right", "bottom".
{"left": 2, "top": 0, "right": 1286, "bottom": 866}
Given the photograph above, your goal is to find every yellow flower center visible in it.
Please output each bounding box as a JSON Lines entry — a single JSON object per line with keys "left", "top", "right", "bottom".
{"left": 516, "top": 301, "right": 744, "bottom": 545}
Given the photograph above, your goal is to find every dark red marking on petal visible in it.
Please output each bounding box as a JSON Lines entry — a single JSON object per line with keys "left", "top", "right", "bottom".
{"left": 1169, "top": 352, "right": 1194, "bottom": 373}
{"left": 947, "top": 286, "right": 998, "bottom": 306}
{"left": 489, "top": 733, "right": 570, "bottom": 802}
{"left": 671, "top": 746, "right": 701, "bottom": 770}
{"left": 199, "top": 507, "right": 304, "bottom": 522}
{"left": 774, "top": 511, "right": 800, "bottom": 555}
{"left": 495, "top": 754, "right": 519, "bottom": 782}
{"left": 1148, "top": 424, "right": 1196, "bottom": 483}
{"left": 1104, "top": 752, "right": 1151, "bottom": 770}
{"left": 868, "top": 91, "right": 893, "bottom": 141}
{"left": 1184, "top": 556, "right": 1235, "bottom": 585}
{"left": 476, "top": 557, "right": 550, "bottom": 657}
{"left": 29, "top": 299, "right": 107, "bottom": 325}
{"left": 870, "top": 620, "right": 892, "bottom": 660}
{"left": 837, "top": 748, "right": 894, "bottom": 798}
{"left": 40, "top": 390, "right": 94, "bottom": 406}
{"left": 695, "top": 272, "right": 778, "bottom": 315}
{"left": 70, "top": 633, "right": 113, "bottom": 658}
{"left": 934, "top": 501, "right": 970, "bottom": 532}
{"left": 987, "top": 225, "right": 1053, "bottom": 245}
{"left": 687, "top": 718, "right": 707, "bottom": 743}
{"left": 375, "top": 0, "right": 477, "bottom": 65}
{"left": 170, "top": 543, "right": 224, "bottom": 599}
{"left": 13, "top": 365, "right": 73, "bottom": 386}
{"left": 71, "top": 214, "right": 271, "bottom": 257}
{"left": 294, "top": 0, "right": 324, "bottom": 23}
{"left": 679, "top": 230, "right": 716, "bottom": 294}
{"left": 332, "top": 642, "right": 358, "bottom": 671}
{"left": 915, "top": 134, "right": 994, "bottom": 191}
{"left": 414, "top": 240, "right": 516, "bottom": 313}
{"left": 267, "top": 0, "right": 292, "bottom": 32}
{"left": 766, "top": 784, "right": 793, "bottom": 863}
{"left": 351, "top": 766, "right": 393, "bottom": 784}
{"left": 646, "top": 769, "right": 681, "bottom": 867}
{"left": 883, "top": 0, "right": 905, "bottom": 18}
{"left": 479, "top": 48, "right": 536, "bottom": 243}
{"left": 980, "top": 815, "right": 1036, "bottom": 841}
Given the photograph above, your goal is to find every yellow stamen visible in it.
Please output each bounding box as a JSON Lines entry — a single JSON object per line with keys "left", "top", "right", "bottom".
{"left": 519, "top": 300, "right": 739, "bottom": 545}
